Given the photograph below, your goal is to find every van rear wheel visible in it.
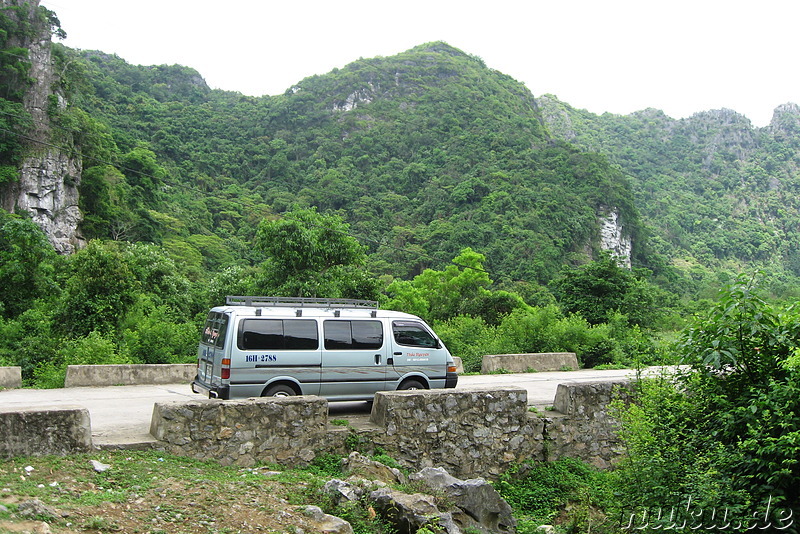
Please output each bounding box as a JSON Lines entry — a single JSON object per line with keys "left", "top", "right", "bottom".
{"left": 263, "top": 384, "right": 296, "bottom": 397}
{"left": 398, "top": 379, "right": 425, "bottom": 391}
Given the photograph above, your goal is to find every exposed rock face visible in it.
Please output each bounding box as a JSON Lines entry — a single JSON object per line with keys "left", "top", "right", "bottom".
{"left": 0, "top": 0, "right": 84, "bottom": 254}
{"left": 599, "top": 209, "right": 631, "bottom": 268}
{"left": 768, "top": 103, "right": 800, "bottom": 137}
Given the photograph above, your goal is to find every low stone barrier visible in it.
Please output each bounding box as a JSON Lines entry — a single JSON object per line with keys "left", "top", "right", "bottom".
{"left": 481, "top": 352, "right": 579, "bottom": 373}
{"left": 369, "top": 387, "right": 540, "bottom": 478}
{"left": 0, "top": 366, "right": 22, "bottom": 389}
{"left": 547, "top": 380, "right": 633, "bottom": 469}
{"left": 0, "top": 405, "right": 92, "bottom": 458}
{"left": 150, "top": 396, "right": 332, "bottom": 467}
{"left": 64, "top": 363, "right": 196, "bottom": 387}
{"left": 144, "top": 382, "right": 630, "bottom": 476}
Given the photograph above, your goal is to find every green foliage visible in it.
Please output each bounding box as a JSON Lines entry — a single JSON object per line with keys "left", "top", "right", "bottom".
{"left": 67, "top": 42, "right": 644, "bottom": 287}
{"left": 614, "top": 275, "right": 800, "bottom": 524}
{"left": 495, "top": 458, "right": 614, "bottom": 526}
{"left": 384, "top": 248, "right": 526, "bottom": 325}
{"left": 307, "top": 453, "right": 343, "bottom": 477}
{"left": 120, "top": 302, "right": 197, "bottom": 364}
{"left": 53, "top": 240, "right": 139, "bottom": 337}
{"left": 254, "top": 207, "right": 380, "bottom": 299}
{"left": 435, "top": 302, "right": 663, "bottom": 371}
{"left": 0, "top": 211, "right": 60, "bottom": 318}
{"left": 539, "top": 96, "right": 800, "bottom": 296}
{"left": 35, "top": 330, "right": 133, "bottom": 388}
{"left": 0, "top": 303, "right": 58, "bottom": 383}
{"left": 551, "top": 253, "right": 666, "bottom": 328}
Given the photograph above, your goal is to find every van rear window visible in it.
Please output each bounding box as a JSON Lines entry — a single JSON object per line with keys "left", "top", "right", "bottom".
{"left": 202, "top": 312, "right": 229, "bottom": 348}
{"left": 239, "top": 319, "right": 319, "bottom": 350}
{"left": 324, "top": 320, "right": 383, "bottom": 350}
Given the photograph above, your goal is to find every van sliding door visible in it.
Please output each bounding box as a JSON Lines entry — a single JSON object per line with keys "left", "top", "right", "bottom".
{"left": 319, "top": 320, "right": 387, "bottom": 400}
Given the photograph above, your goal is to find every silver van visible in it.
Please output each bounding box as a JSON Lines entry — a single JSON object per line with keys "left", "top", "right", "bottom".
{"left": 191, "top": 296, "right": 458, "bottom": 400}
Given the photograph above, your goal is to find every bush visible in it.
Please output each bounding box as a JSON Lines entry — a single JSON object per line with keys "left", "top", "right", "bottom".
{"left": 495, "top": 457, "right": 614, "bottom": 528}
{"left": 435, "top": 315, "right": 497, "bottom": 372}
{"left": 613, "top": 275, "right": 800, "bottom": 525}
{"left": 121, "top": 304, "right": 198, "bottom": 364}
{"left": 34, "top": 330, "right": 134, "bottom": 388}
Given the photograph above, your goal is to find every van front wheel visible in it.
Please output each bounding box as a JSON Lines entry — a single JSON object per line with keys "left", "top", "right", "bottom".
{"left": 263, "top": 384, "right": 296, "bottom": 397}
{"left": 398, "top": 379, "right": 425, "bottom": 391}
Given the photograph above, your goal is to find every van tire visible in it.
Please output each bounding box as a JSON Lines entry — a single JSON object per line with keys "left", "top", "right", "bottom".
{"left": 398, "top": 379, "right": 425, "bottom": 391}
{"left": 263, "top": 383, "right": 297, "bottom": 397}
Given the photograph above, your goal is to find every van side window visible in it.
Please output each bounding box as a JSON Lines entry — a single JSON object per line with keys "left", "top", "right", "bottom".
{"left": 239, "top": 319, "right": 318, "bottom": 350}
{"left": 202, "top": 312, "right": 229, "bottom": 349}
{"left": 392, "top": 321, "right": 438, "bottom": 348}
{"left": 324, "top": 320, "right": 383, "bottom": 350}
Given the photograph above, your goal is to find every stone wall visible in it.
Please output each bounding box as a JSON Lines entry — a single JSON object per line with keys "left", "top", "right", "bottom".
{"left": 64, "top": 363, "right": 197, "bottom": 387}
{"left": 0, "top": 366, "right": 22, "bottom": 389}
{"left": 0, "top": 405, "right": 92, "bottom": 458}
{"left": 547, "top": 381, "right": 633, "bottom": 469}
{"left": 150, "top": 396, "right": 338, "bottom": 467}
{"left": 148, "top": 382, "right": 631, "bottom": 477}
{"left": 369, "top": 387, "right": 540, "bottom": 478}
{"left": 481, "top": 353, "right": 579, "bottom": 373}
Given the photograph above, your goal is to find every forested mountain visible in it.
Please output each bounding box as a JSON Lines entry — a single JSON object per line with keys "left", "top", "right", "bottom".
{"left": 67, "top": 42, "right": 642, "bottom": 286}
{"left": 537, "top": 96, "right": 800, "bottom": 294}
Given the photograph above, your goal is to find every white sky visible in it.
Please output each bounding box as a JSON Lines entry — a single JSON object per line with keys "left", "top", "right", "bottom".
{"left": 42, "top": 0, "right": 800, "bottom": 127}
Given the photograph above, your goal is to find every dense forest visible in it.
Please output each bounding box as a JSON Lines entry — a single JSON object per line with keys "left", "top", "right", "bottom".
{"left": 1, "top": 2, "right": 799, "bottom": 530}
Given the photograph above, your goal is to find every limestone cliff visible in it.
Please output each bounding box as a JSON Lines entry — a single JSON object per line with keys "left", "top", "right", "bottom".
{"left": 599, "top": 209, "right": 632, "bottom": 268}
{"left": 0, "top": 0, "right": 83, "bottom": 253}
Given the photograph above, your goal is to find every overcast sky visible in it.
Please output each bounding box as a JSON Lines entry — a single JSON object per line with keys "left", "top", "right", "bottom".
{"left": 42, "top": 0, "right": 799, "bottom": 127}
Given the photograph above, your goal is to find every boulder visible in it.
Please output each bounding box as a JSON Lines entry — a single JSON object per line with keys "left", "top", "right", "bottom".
{"left": 409, "top": 466, "right": 516, "bottom": 533}
{"left": 298, "top": 505, "right": 353, "bottom": 534}
{"left": 369, "top": 487, "right": 460, "bottom": 533}
{"left": 341, "top": 451, "right": 406, "bottom": 484}
{"left": 323, "top": 478, "right": 364, "bottom": 504}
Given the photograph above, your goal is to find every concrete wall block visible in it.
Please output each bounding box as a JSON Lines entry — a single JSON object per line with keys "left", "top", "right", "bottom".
{"left": 0, "top": 406, "right": 92, "bottom": 458}
{"left": 0, "top": 366, "right": 22, "bottom": 389}
{"left": 481, "top": 353, "right": 579, "bottom": 374}
{"left": 65, "top": 363, "right": 197, "bottom": 387}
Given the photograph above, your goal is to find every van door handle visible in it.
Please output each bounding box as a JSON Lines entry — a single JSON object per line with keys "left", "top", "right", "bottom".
{"left": 375, "top": 354, "right": 381, "bottom": 365}
{"left": 394, "top": 352, "right": 402, "bottom": 356}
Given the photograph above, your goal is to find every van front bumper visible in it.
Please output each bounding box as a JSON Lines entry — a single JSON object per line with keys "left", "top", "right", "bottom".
{"left": 192, "top": 380, "right": 230, "bottom": 400}
{"left": 445, "top": 371, "right": 458, "bottom": 388}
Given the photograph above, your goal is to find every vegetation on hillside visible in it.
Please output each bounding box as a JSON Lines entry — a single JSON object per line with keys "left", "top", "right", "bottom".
{"left": 537, "top": 96, "right": 800, "bottom": 300}
{"left": 1, "top": 4, "right": 800, "bottom": 531}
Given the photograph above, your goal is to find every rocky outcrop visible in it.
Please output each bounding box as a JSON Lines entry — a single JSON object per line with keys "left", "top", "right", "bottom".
{"left": 0, "top": 0, "right": 84, "bottom": 254}
{"left": 599, "top": 209, "right": 632, "bottom": 268}
{"left": 321, "top": 462, "right": 516, "bottom": 534}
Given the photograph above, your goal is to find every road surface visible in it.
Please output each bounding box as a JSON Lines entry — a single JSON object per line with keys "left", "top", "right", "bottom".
{"left": 0, "top": 368, "right": 656, "bottom": 446}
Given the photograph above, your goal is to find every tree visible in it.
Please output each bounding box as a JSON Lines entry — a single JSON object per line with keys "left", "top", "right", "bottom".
{"left": 0, "top": 211, "right": 60, "bottom": 318}
{"left": 253, "top": 207, "right": 379, "bottom": 299}
{"left": 384, "top": 248, "right": 526, "bottom": 324}
{"left": 550, "top": 253, "right": 662, "bottom": 328}
{"left": 54, "top": 240, "right": 139, "bottom": 337}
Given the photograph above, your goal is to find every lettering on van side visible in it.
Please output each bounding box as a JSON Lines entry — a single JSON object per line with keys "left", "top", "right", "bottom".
{"left": 407, "top": 352, "right": 430, "bottom": 362}
{"left": 245, "top": 354, "right": 277, "bottom": 363}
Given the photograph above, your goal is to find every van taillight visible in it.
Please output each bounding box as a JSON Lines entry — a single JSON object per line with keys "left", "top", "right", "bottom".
{"left": 221, "top": 358, "right": 231, "bottom": 380}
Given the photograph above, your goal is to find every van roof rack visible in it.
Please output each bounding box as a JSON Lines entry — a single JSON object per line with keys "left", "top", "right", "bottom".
{"left": 225, "top": 296, "right": 380, "bottom": 309}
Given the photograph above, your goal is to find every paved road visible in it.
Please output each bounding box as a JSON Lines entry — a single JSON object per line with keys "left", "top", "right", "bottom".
{"left": 0, "top": 368, "right": 655, "bottom": 446}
